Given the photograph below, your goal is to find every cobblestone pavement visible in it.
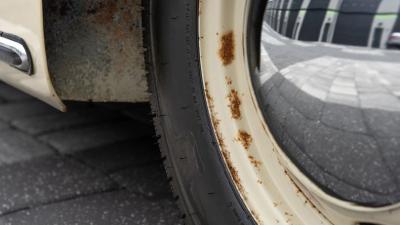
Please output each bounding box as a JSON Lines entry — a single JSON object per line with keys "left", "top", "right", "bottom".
{"left": 256, "top": 24, "right": 400, "bottom": 205}
{"left": 0, "top": 83, "right": 183, "bottom": 225}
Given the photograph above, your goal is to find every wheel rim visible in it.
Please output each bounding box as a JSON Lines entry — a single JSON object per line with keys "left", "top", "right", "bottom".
{"left": 198, "top": 0, "right": 400, "bottom": 224}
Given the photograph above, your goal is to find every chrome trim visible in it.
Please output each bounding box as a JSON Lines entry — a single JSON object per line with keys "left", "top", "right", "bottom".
{"left": 0, "top": 35, "right": 32, "bottom": 75}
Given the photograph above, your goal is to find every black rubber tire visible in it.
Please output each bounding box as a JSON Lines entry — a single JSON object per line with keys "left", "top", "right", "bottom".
{"left": 145, "top": 0, "right": 257, "bottom": 225}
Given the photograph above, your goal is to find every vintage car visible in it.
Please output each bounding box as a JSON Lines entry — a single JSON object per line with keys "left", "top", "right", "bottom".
{"left": 0, "top": 0, "right": 399, "bottom": 224}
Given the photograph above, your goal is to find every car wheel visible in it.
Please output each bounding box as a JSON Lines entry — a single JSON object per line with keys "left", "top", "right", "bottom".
{"left": 145, "top": 0, "right": 400, "bottom": 224}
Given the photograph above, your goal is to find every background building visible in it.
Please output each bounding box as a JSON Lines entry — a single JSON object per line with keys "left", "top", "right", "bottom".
{"left": 266, "top": 0, "right": 400, "bottom": 49}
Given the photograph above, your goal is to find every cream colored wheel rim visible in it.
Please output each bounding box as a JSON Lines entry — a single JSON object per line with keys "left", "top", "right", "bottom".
{"left": 198, "top": 1, "right": 400, "bottom": 224}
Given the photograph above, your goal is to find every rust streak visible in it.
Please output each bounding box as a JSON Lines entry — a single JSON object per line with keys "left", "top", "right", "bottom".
{"left": 250, "top": 209, "right": 262, "bottom": 224}
{"left": 249, "top": 155, "right": 262, "bottom": 169}
{"left": 237, "top": 130, "right": 253, "bottom": 150}
{"left": 219, "top": 31, "right": 235, "bottom": 66}
{"left": 225, "top": 76, "right": 233, "bottom": 85}
{"left": 88, "top": 1, "right": 118, "bottom": 25}
{"left": 204, "top": 82, "right": 246, "bottom": 197}
{"left": 284, "top": 170, "right": 334, "bottom": 225}
{"left": 228, "top": 89, "right": 241, "bottom": 119}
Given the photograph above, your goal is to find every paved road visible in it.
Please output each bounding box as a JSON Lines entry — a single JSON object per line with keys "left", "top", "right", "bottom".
{"left": 255, "top": 24, "right": 400, "bottom": 205}
{"left": 0, "top": 83, "right": 183, "bottom": 225}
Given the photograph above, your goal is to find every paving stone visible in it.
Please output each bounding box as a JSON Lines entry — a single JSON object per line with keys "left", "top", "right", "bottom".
{"left": 377, "top": 137, "right": 400, "bottom": 184}
{"left": 65, "top": 102, "right": 125, "bottom": 116}
{"left": 0, "top": 130, "right": 53, "bottom": 165}
{"left": 304, "top": 123, "right": 397, "bottom": 195}
{"left": 0, "top": 102, "right": 59, "bottom": 122}
{"left": 364, "top": 109, "right": 400, "bottom": 138}
{"left": 0, "top": 83, "right": 180, "bottom": 224}
{"left": 73, "top": 139, "right": 160, "bottom": 173}
{"left": 0, "top": 190, "right": 183, "bottom": 225}
{"left": 292, "top": 87, "right": 325, "bottom": 120}
{"left": 0, "top": 121, "right": 9, "bottom": 131}
{"left": 0, "top": 155, "right": 116, "bottom": 214}
{"left": 98, "top": 103, "right": 153, "bottom": 125}
{"left": 321, "top": 103, "right": 367, "bottom": 133}
{"left": 12, "top": 110, "right": 122, "bottom": 135}
{"left": 111, "top": 164, "right": 171, "bottom": 199}
{"left": 39, "top": 121, "right": 153, "bottom": 154}
{"left": 0, "top": 83, "right": 34, "bottom": 102}
{"left": 360, "top": 92, "right": 400, "bottom": 111}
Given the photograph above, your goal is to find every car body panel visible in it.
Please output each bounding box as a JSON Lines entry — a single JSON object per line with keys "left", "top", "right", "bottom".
{"left": 0, "top": 0, "right": 150, "bottom": 111}
{"left": 43, "top": 0, "right": 149, "bottom": 104}
{"left": 0, "top": 0, "right": 65, "bottom": 110}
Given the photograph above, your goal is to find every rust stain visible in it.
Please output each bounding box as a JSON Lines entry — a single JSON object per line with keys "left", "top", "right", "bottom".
{"left": 45, "top": 0, "right": 147, "bottom": 102}
{"left": 222, "top": 149, "right": 246, "bottom": 198}
{"left": 86, "top": 0, "right": 137, "bottom": 39}
{"left": 249, "top": 155, "right": 262, "bottom": 169}
{"left": 204, "top": 82, "right": 246, "bottom": 197}
{"left": 284, "top": 170, "right": 334, "bottom": 225}
{"left": 205, "top": 82, "right": 213, "bottom": 106}
{"left": 228, "top": 89, "right": 241, "bottom": 119}
{"left": 88, "top": 1, "right": 118, "bottom": 25}
{"left": 83, "top": 0, "right": 143, "bottom": 75}
{"left": 225, "top": 76, "right": 233, "bottom": 85}
{"left": 284, "top": 212, "right": 294, "bottom": 217}
{"left": 251, "top": 209, "right": 262, "bottom": 224}
{"left": 198, "top": 0, "right": 202, "bottom": 15}
{"left": 237, "top": 130, "right": 253, "bottom": 150}
{"left": 219, "top": 31, "right": 235, "bottom": 66}
{"left": 261, "top": 123, "right": 267, "bottom": 132}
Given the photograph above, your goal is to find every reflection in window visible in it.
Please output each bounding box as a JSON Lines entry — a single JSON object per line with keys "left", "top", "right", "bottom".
{"left": 266, "top": 0, "right": 400, "bottom": 49}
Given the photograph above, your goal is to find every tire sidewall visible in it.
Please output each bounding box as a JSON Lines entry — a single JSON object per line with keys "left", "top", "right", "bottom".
{"left": 148, "top": 0, "right": 257, "bottom": 224}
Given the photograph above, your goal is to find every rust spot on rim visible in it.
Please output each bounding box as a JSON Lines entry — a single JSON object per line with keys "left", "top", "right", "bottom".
{"left": 249, "top": 155, "right": 262, "bottom": 169}
{"left": 219, "top": 31, "right": 235, "bottom": 66}
{"left": 225, "top": 76, "right": 233, "bottom": 85}
{"left": 251, "top": 209, "right": 262, "bottom": 224}
{"left": 204, "top": 82, "right": 246, "bottom": 196}
{"left": 228, "top": 89, "right": 241, "bottom": 120}
{"left": 284, "top": 170, "right": 334, "bottom": 224}
{"left": 237, "top": 130, "right": 253, "bottom": 150}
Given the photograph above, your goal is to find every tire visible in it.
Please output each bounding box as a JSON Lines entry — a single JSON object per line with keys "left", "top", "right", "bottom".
{"left": 145, "top": 0, "right": 256, "bottom": 224}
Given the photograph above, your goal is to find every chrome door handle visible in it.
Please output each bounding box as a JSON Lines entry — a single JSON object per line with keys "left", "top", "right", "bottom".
{"left": 0, "top": 32, "right": 33, "bottom": 75}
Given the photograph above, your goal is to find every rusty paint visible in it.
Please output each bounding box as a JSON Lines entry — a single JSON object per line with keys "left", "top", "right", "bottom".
{"left": 249, "top": 86, "right": 260, "bottom": 111}
{"left": 44, "top": 0, "right": 148, "bottom": 103}
{"left": 261, "top": 123, "right": 267, "bottom": 132}
{"left": 228, "top": 89, "right": 241, "bottom": 119}
{"left": 250, "top": 209, "right": 262, "bottom": 224}
{"left": 205, "top": 82, "right": 213, "bottom": 106}
{"left": 249, "top": 155, "right": 262, "bottom": 169}
{"left": 237, "top": 130, "right": 253, "bottom": 150}
{"left": 225, "top": 76, "right": 233, "bottom": 85}
{"left": 219, "top": 31, "right": 235, "bottom": 66}
{"left": 204, "top": 82, "right": 246, "bottom": 197}
{"left": 198, "top": 0, "right": 202, "bottom": 15}
{"left": 284, "top": 212, "right": 294, "bottom": 217}
{"left": 284, "top": 170, "right": 334, "bottom": 225}
{"left": 88, "top": 1, "right": 118, "bottom": 25}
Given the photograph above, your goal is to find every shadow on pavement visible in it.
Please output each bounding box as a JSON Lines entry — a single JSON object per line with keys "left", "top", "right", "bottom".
{"left": 0, "top": 82, "right": 182, "bottom": 225}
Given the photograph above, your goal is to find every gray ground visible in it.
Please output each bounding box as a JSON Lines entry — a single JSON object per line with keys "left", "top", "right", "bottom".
{"left": 0, "top": 83, "right": 183, "bottom": 225}
{"left": 255, "top": 24, "right": 400, "bottom": 205}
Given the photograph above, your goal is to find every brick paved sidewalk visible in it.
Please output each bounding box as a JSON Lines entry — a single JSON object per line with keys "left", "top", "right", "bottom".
{"left": 0, "top": 83, "right": 182, "bottom": 225}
